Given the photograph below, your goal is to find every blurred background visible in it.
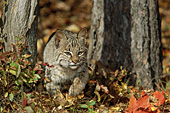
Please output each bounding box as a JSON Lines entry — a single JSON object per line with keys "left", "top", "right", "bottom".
{"left": 159, "top": 0, "right": 170, "bottom": 75}
{"left": 37, "top": 0, "right": 92, "bottom": 61}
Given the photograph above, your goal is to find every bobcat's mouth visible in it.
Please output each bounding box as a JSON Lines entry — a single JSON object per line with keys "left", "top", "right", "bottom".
{"left": 69, "top": 62, "right": 80, "bottom": 70}
{"left": 69, "top": 65, "right": 78, "bottom": 70}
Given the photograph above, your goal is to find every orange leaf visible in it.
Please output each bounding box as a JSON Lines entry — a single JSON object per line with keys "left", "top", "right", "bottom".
{"left": 141, "top": 90, "right": 146, "bottom": 96}
{"left": 127, "top": 95, "right": 136, "bottom": 112}
{"left": 127, "top": 94, "right": 150, "bottom": 112}
{"left": 135, "top": 94, "right": 150, "bottom": 111}
{"left": 152, "top": 90, "right": 165, "bottom": 106}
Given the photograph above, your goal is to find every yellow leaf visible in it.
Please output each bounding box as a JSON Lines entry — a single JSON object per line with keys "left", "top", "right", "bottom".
{"left": 78, "top": 93, "right": 84, "bottom": 99}
{"left": 109, "top": 106, "right": 120, "bottom": 111}
{"left": 108, "top": 94, "right": 115, "bottom": 98}
{"left": 4, "top": 92, "right": 8, "bottom": 98}
{"left": 94, "top": 91, "right": 101, "bottom": 102}
{"left": 66, "top": 93, "right": 77, "bottom": 106}
{"left": 120, "top": 66, "right": 123, "bottom": 70}
{"left": 121, "top": 82, "right": 127, "bottom": 90}
{"left": 151, "top": 106, "right": 157, "bottom": 111}
{"left": 22, "top": 54, "right": 31, "bottom": 58}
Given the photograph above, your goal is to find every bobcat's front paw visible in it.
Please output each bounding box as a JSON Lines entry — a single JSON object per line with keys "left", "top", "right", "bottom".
{"left": 69, "top": 77, "right": 85, "bottom": 96}
{"left": 68, "top": 85, "right": 82, "bottom": 96}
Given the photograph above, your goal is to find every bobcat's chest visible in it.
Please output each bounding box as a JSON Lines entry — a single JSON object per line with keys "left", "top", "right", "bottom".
{"left": 50, "top": 64, "right": 83, "bottom": 81}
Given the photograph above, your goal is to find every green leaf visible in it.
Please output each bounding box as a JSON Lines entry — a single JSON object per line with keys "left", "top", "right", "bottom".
{"left": 88, "top": 108, "right": 92, "bottom": 112}
{"left": 9, "top": 69, "right": 16, "bottom": 75}
{"left": 10, "top": 61, "right": 18, "bottom": 68}
{"left": 21, "top": 77, "right": 27, "bottom": 83}
{"left": 4, "top": 92, "right": 8, "bottom": 98}
{"left": 80, "top": 104, "right": 88, "bottom": 108}
{"left": 26, "top": 93, "right": 32, "bottom": 98}
{"left": 33, "top": 74, "right": 41, "bottom": 81}
{"left": 21, "top": 72, "right": 29, "bottom": 78}
{"left": 15, "top": 36, "right": 19, "bottom": 41}
{"left": 88, "top": 100, "right": 96, "bottom": 106}
{"left": 15, "top": 79, "right": 23, "bottom": 85}
{"left": 9, "top": 93, "right": 14, "bottom": 102}
{"left": 28, "top": 79, "right": 34, "bottom": 83}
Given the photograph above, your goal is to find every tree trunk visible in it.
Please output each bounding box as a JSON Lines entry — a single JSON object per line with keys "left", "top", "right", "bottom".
{"left": 88, "top": 0, "right": 162, "bottom": 89}
{"left": 131, "top": 0, "right": 162, "bottom": 89}
{"left": 1, "top": 0, "right": 38, "bottom": 67}
{"left": 88, "top": 0, "right": 132, "bottom": 70}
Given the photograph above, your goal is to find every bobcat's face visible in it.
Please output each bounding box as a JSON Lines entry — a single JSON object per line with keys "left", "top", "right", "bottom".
{"left": 63, "top": 43, "right": 87, "bottom": 70}
{"left": 55, "top": 28, "right": 87, "bottom": 70}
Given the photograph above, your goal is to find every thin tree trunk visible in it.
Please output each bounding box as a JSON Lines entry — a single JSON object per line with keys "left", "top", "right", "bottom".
{"left": 1, "top": 0, "right": 38, "bottom": 67}
{"left": 87, "top": 0, "right": 105, "bottom": 69}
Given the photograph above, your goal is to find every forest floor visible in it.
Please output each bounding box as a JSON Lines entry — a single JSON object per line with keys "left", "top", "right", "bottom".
{"left": 0, "top": 0, "right": 170, "bottom": 112}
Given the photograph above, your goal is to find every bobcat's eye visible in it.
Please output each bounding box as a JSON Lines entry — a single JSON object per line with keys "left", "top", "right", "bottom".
{"left": 77, "top": 51, "right": 84, "bottom": 56}
{"left": 64, "top": 52, "right": 72, "bottom": 56}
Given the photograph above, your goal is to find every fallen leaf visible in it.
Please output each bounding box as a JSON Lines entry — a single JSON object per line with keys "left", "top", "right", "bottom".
{"left": 100, "top": 85, "right": 109, "bottom": 93}
{"left": 141, "top": 90, "right": 146, "bottom": 96}
{"left": 95, "top": 82, "right": 100, "bottom": 92}
{"left": 150, "top": 106, "right": 158, "bottom": 111}
{"left": 127, "top": 95, "right": 136, "bottom": 112}
{"left": 65, "top": 93, "right": 77, "bottom": 107}
{"left": 134, "top": 94, "right": 150, "bottom": 111}
{"left": 22, "top": 54, "right": 31, "bottom": 59}
{"left": 44, "top": 77, "right": 50, "bottom": 82}
{"left": 152, "top": 90, "right": 165, "bottom": 106}
{"left": 94, "top": 91, "right": 101, "bottom": 102}
{"left": 23, "top": 98, "right": 27, "bottom": 106}
{"left": 24, "top": 106, "right": 34, "bottom": 113}
{"left": 110, "top": 106, "right": 120, "bottom": 111}
{"left": 127, "top": 94, "right": 150, "bottom": 112}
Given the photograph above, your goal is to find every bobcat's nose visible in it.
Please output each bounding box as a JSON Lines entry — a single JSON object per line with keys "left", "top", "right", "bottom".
{"left": 72, "top": 60, "right": 78, "bottom": 64}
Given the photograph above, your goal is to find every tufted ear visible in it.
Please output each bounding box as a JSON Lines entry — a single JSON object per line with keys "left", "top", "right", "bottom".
{"left": 78, "top": 28, "right": 87, "bottom": 44}
{"left": 55, "top": 30, "right": 66, "bottom": 46}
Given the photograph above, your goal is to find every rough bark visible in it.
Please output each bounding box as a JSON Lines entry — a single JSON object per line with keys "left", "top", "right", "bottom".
{"left": 88, "top": 0, "right": 162, "bottom": 89}
{"left": 131, "top": 0, "right": 162, "bottom": 89}
{"left": 88, "top": 0, "right": 132, "bottom": 70}
{"left": 1, "top": 0, "right": 38, "bottom": 67}
{"left": 87, "top": 0, "right": 104, "bottom": 69}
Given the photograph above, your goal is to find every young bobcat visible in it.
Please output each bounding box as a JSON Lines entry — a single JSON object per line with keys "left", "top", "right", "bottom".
{"left": 43, "top": 28, "right": 89, "bottom": 96}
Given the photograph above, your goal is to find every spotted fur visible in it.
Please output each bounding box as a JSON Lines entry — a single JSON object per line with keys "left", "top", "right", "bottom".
{"left": 43, "top": 28, "right": 89, "bottom": 96}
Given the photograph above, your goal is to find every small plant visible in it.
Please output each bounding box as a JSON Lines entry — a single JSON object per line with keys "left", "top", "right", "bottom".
{"left": 0, "top": 37, "right": 41, "bottom": 111}
{"left": 80, "top": 100, "right": 96, "bottom": 113}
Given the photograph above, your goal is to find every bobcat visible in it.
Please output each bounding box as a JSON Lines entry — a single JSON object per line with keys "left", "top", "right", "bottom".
{"left": 43, "top": 28, "right": 89, "bottom": 96}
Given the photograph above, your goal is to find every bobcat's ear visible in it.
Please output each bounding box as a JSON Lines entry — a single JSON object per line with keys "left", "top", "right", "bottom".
{"left": 78, "top": 28, "right": 87, "bottom": 44}
{"left": 55, "top": 30, "right": 66, "bottom": 46}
